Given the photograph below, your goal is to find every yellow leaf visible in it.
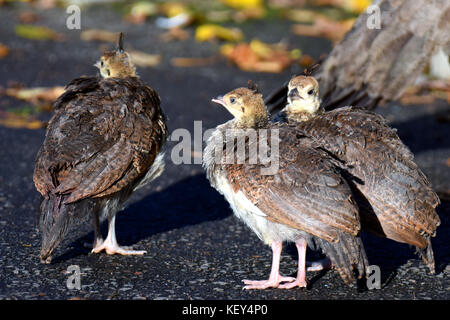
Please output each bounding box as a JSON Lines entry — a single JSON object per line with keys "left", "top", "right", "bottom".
{"left": 125, "top": 1, "right": 159, "bottom": 24}
{"left": 249, "top": 39, "right": 273, "bottom": 59}
{"left": 160, "top": 2, "right": 190, "bottom": 17}
{"left": 130, "top": 1, "right": 158, "bottom": 17}
{"left": 344, "top": 0, "right": 371, "bottom": 13}
{"left": 195, "top": 24, "right": 243, "bottom": 42}
{"left": 15, "top": 24, "right": 62, "bottom": 41}
{"left": 221, "top": 0, "right": 263, "bottom": 9}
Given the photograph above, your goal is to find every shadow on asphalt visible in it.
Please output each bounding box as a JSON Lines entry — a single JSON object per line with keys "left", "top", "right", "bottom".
{"left": 52, "top": 174, "right": 231, "bottom": 263}
{"left": 391, "top": 112, "right": 450, "bottom": 154}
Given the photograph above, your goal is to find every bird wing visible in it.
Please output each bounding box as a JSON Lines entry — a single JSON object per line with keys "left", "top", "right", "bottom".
{"left": 296, "top": 107, "right": 441, "bottom": 243}
{"left": 224, "top": 125, "right": 361, "bottom": 243}
{"left": 318, "top": 0, "right": 449, "bottom": 110}
{"left": 266, "top": 0, "right": 450, "bottom": 114}
{"left": 33, "top": 77, "right": 167, "bottom": 204}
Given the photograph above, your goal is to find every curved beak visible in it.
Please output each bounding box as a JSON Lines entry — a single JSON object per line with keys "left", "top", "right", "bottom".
{"left": 211, "top": 96, "right": 226, "bottom": 107}
{"left": 288, "top": 87, "right": 301, "bottom": 100}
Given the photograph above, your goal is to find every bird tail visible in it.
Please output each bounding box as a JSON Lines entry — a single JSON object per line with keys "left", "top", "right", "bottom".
{"left": 314, "top": 232, "right": 369, "bottom": 285}
{"left": 38, "top": 193, "right": 94, "bottom": 264}
{"left": 417, "top": 237, "right": 435, "bottom": 274}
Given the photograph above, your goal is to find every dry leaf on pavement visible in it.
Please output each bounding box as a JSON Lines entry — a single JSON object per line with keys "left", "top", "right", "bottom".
{"left": 128, "top": 50, "right": 161, "bottom": 67}
{"left": 80, "top": 29, "right": 118, "bottom": 43}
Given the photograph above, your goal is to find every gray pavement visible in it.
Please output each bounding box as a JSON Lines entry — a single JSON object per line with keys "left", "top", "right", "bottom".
{"left": 0, "top": 4, "right": 449, "bottom": 300}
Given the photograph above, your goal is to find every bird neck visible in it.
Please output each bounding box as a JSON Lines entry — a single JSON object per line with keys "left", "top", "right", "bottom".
{"left": 285, "top": 101, "right": 323, "bottom": 122}
{"left": 234, "top": 113, "right": 269, "bottom": 129}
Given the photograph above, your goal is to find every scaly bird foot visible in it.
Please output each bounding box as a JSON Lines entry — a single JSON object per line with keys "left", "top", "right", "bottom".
{"left": 243, "top": 275, "right": 296, "bottom": 290}
{"left": 91, "top": 241, "right": 146, "bottom": 255}
{"left": 278, "top": 278, "right": 307, "bottom": 289}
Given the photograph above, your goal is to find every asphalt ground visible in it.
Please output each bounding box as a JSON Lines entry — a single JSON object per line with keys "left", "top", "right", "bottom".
{"left": 0, "top": 4, "right": 449, "bottom": 300}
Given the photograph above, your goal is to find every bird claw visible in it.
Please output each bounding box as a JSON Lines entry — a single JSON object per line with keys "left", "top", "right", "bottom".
{"left": 242, "top": 276, "right": 296, "bottom": 290}
{"left": 278, "top": 278, "right": 307, "bottom": 289}
{"left": 91, "top": 242, "right": 146, "bottom": 255}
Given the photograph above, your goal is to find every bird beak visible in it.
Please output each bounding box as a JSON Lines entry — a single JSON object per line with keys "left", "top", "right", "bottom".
{"left": 211, "top": 96, "right": 226, "bottom": 107}
{"left": 288, "top": 87, "right": 301, "bottom": 100}
{"left": 94, "top": 61, "right": 101, "bottom": 69}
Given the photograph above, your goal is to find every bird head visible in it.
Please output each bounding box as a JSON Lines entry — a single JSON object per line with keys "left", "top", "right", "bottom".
{"left": 212, "top": 81, "right": 269, "bottom": 128}
{"left": 95, "top": 32, "right": 136, "bottom": 78}
{"left": 286, "top": 75, "right": 321, "bottom": 115}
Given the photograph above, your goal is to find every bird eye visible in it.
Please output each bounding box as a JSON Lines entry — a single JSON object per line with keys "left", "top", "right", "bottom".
{"left": 230, "top": 97, "right": 236, "bottom": 103}
{"left": 308, "top": 89, "right": 314, "bottom": 95}
{"left": 100, "top": 61, "right": 104, "bottom": 67}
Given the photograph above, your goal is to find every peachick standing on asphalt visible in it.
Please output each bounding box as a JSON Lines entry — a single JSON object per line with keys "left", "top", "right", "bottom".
{"left": 33, "top": 33, "right": 168, "bottom": 263}
{"left": 276, "top": 75, "right": 441, "bottom": 273}
{"left": 203, "top": 82, "right": 368, "bottom": 289}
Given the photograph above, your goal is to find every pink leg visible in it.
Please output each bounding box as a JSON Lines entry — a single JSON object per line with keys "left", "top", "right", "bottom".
{"left": 243, "top": 241, "right": 295, "bottom": 290}
{"left": 91, "top": 214, "right": 146, "bottom": 255}
{"left": 279, "top": 239, "right": 308, "bottom": 289}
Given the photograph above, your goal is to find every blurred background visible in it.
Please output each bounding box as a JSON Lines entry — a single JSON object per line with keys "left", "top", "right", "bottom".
{"left": 0, "top": 0, "right": 448, "bottom": 300}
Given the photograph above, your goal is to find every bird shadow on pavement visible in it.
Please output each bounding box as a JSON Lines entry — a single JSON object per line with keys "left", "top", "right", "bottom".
{"left": 281, "top": 200, "right": 449, "bottom": 289}
{"left": 53, "top": 174, "right": 231, "bottom": 263}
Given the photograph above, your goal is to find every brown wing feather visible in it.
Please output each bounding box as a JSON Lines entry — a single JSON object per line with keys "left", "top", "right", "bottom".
{"left": 295, "top": 107, "right": 440, "bottom": 247}
{"left": 317, "top": 0, "right": 450, "bottom": 110}
{"left": 33, "top": 76, "right": 167, "bottom": 204}
{"left": 224, "top": 124, "right": 361, "bottom": 243}
{"left": 265, "top": 0, "right": 450, "bottom": 114}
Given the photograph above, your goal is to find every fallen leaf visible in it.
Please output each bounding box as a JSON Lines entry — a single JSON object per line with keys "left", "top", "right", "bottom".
{"left": 0, "top": 111, "right": 45, "bottom": 130}
{"left": 291, "top": 17, "right": 355, "bottom": 43}
{"left": 221, "top": 0, "right": 263, "bottom": 9}
{"left": 124, "top": 1, "right": 159, "bottom": 24}
{"left": 160, "top": 2, "right": 190, "bottom": 17}
{"left": 160, "top": 27, "right": 190, "bottom": 42}
{"left": 232, "top": 6, "right": 266, "bottom": 22}
{"left": 171, "top": 56, "right": 219, "bottom": 67}
{"left": 18, "top": 11, "right": 40, "bottom": 24}
{"left": 15, "top": 24, "right": 63, "bottom": 41}
{"left": 128, "top": 50, "right": 161, "bottom": 67}
{"left": 283, "top": 9, "right": 319, "bottom": 23}
{"left": 0, "top": 43, "right": 9, "bottom": 58}
{"left": 315, "top": 0, "right": 371, "bottom": 14}
{"left": 401, "top": 79, "right": 450, "bottom": 105}
{"left": 35, "top": 0, "right": 57, "bottom": 9}
{"left": 80, "top": 29, "right": 118, "bottom": 43}
{"left": 268, "top": 0, "right": 306, "bottom": 8}
{"left": 221, "top": 40, "right": 296, "bottom": 73}
{"left": 195, "top": 24, "right": 243, "bottom": 42}
{"left": 4, "top": 86, "right": 65, "bottom": 105}
{"left": 249, "top": 39, "right": 273, "bottom": 59}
